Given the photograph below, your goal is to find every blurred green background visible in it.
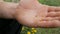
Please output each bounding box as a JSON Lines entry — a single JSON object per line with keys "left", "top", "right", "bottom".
{"left": 4, "top": 0, "right": 60, "bottom": 34}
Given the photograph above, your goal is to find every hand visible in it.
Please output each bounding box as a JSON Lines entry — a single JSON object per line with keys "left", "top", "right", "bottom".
{"left": 14, "top": 0, "right": 60, "bottom": 28}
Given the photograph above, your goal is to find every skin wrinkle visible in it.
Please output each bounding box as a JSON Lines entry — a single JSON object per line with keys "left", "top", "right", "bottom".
{"left": 47, "top": 12, "right": 60, "bottom": 17}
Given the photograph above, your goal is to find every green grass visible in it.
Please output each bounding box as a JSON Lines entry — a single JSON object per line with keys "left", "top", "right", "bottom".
{"left": 38, "top": 0, "right": 60, "bottom": 6}
{"left": 4, "top": 0, "right": 60, "bottom": 34}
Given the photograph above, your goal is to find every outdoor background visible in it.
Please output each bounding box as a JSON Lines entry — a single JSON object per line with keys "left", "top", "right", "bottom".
{"left": 4, "top": 0, "right": 60, "bottom": 34}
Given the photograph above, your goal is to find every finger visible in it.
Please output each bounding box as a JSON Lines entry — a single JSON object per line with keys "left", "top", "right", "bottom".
{"left": 48, "top": 10, "right": 60, "bottom": 12}
{"left": 38, "top": 20, "right": 60, "bottom": 27}
{"left": 55, "top": 7, "right": 60, "bottom": 11}
{"left": 40, "top": 17, "right": 60, "bottom": 21}
{"left": 47, "top": 12, "right": 60, "bottom": 17}
{"left": 53, "top": 17, "right": 60, "bottom": 20}
{"left": 48, "top": 6, "right": 60, "bottom": 12}
{"left": 48, "top": 6, "right": 56, "bottom": 11}
{"left": 40, "top": 17, "right": 53, "bottom": 21}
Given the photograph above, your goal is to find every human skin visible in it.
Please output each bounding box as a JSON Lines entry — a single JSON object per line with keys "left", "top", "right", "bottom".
{"left": 15, "top": 0, "right": 60, "bottom": 28}
{"left": 0, "top": 1, "right": 18, "bottom": 18}
{"left": 0, "top": 0, "right": 60, "bottom": 28}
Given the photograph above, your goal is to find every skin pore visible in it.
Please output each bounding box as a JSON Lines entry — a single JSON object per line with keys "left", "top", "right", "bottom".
{"left": 0, "top": 0, "right": 60, "bottom": 28}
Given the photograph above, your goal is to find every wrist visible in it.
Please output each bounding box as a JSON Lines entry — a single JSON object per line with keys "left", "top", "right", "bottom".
{"left": 0, "top": 2, "right": 18, "bottom": 19}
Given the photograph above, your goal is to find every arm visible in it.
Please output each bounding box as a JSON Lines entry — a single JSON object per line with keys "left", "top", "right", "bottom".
{"left": 0, "top": 1, "right": 18, "bottom": 19}
{"left": 0, "top": 0, "right": 60, "bottom": 28}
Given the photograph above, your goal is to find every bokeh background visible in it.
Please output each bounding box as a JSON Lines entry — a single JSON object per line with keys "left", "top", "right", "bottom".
{"left": 4, "top": 0, "right": 60, "bottom": 34}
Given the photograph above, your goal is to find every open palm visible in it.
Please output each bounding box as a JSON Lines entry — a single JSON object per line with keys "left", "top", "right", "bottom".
{"left": 15, "top": 0, "right": 60, "bottom": 27}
